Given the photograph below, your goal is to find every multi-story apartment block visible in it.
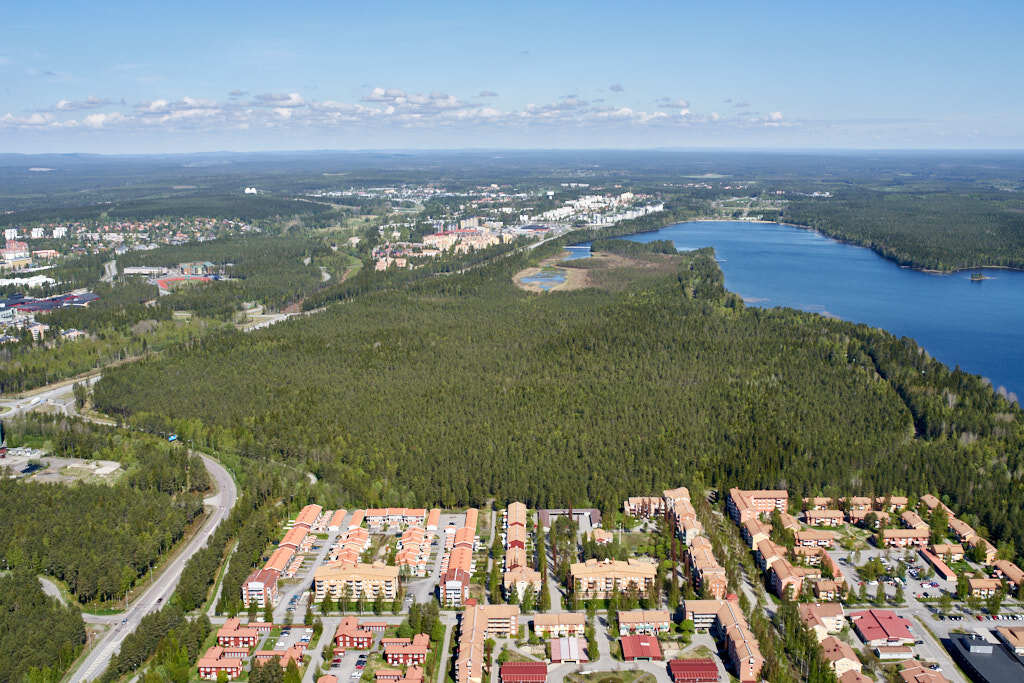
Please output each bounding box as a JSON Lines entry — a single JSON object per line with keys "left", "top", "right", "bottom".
{"left": 570, "top": 558, "right": 658, "bottom": 600}
{"left": 314, "top": 562, "right": 399, "bottom": 602}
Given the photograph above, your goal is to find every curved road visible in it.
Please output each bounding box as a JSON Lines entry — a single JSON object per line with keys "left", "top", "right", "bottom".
{"left": 72, "top": 450, "right": 236, "bottom": 681}
{"left": 1, "top": 375, "right": 239, "bottom": 682}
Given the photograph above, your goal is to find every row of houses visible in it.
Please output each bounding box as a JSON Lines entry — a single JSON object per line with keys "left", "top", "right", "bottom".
{"left": 364, "top": 508, "right": 430, "bottom": 528}
{"left": 197, "top": 618, "right": 303, "bottom": 680}
{"left": 243, "top": 503, "right": 325, "bottom": 609}
{"left": 397, "top": 525, "right": 432, "bottom": 577}
{"left": 454, "top": 603, "right": 520, "bottom": 683}
{"left": 502, "top": 502, "right": 541, "bottom": 603}
{"left": 440, "top": 509, "right": 480, "bottom": 606}
{"left": 684, "top": 598, "right": 764, "bottom": 682}
{"left": 686, "top": 537, "right": 728, "bottom": 600}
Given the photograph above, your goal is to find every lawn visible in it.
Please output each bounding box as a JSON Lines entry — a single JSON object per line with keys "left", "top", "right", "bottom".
{"left": 566, "top": 672, "right": 656, "bottom": 683}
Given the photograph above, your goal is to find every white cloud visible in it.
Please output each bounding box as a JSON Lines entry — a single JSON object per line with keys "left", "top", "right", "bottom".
{"left": 657, "top": 97, "right": 690, "bottom": 109}
{"left": 1, "top": 112, "right": 52, "bottom": 126}
{"left": 55, "top": 96, "right": 111, "bottom": 111}
{"left": 769, "top": 111, "right": 783, "bottom": 121}
{"left": 82, "top": 112, "right": 125, "bottom": 128}
{"left": 253, "top": 92, "right": 305, "bottom": 107}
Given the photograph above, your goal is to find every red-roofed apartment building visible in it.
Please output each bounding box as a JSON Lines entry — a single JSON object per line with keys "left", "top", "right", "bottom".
{"left": 335, "top": 617, "right": 374, "bottom": 649}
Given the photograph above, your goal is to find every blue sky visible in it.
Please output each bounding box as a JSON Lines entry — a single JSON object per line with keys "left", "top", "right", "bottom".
{"left": 2, "top": 1, "right": 1022, "bottom": 153}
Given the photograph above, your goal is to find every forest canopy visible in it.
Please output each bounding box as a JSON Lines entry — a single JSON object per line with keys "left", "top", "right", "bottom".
{"left": 92, "top": 243, "right": 1024, "bottom": 565}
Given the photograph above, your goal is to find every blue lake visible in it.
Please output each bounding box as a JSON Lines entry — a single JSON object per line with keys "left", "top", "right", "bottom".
{"left": 603, "top": 220, "right": 1024, "bottom": 400}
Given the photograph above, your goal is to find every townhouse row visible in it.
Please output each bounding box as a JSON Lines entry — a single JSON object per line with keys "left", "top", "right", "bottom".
{"left": 501, "top": 501, "right": 541, "bottom": 603}
{"left": 243, "top": 503, "right": 326, "bottom": 609}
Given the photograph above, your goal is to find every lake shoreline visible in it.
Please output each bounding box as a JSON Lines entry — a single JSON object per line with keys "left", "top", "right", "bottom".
{"left": 715, "top": 217, "right": 1024, "bottom": 276}
{"left": 618, "top": 219, "right": 1024, "bottom": 401}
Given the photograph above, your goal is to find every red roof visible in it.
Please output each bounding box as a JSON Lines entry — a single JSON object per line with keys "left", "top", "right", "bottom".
{"left": 849, "top": 609, "right": 913, "bottom": 643}
{"left": 669, "top": 658, "right": 719, "bottom": 682}
{"left": 620, "top": 635, "right": 663, "bottom": 661}
{"left": 499, "top": 662, "right": 547, "bottom": 683}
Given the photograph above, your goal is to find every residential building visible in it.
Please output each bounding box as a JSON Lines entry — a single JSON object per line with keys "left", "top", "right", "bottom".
{"left": 881, "top": 528, "right": 929, "bottom": 548}
{"left": 686, "top": 537, "right": 728, "bottom": 599}
{"left": 993, "top": 560, "right": 1024, "bottom": 592}
{"left": 968, "top": 536, "right": 998, "bottom": 565}
{"left": 328, "top": 509, "right": 348, "bottom": 531}
{"left": 294, "top": 504, "right": 323, "bottom": 529}
{"left": 948, "top": 517, "right": 977, "bottom": 544}
{"left": 683, "top": 598, "right": 763, "bottom": 682}
{"left": 533, "top": 613, "right": 586, "bottom": 638}
{"left": 919, "top": 494, "right": 953, "bottom": 517}
{"left": 196, "top": 647, "right": 244, "bottom": 680}
{"left": 727, "top": 488, "right": 788, "bottom": 524}
{"left": 503, "top": 566, "right": 542, "bottom": 602}
{"left": 592, "top": 528, "right": 614, "bottom": 545}
{"left": 798, "top": 602, "right": 845, "bottom": 642}
{"left": 841, "top": 496, "right": 873, "bottom": 511}
{"left": 898, "top": 659, "right": 949, "bottom": 683}
{"left": 570, "top": 557, "right": 658, "bottom": 600}
{"left": 505, "top": 502, "right": 527, "bottom": 529}
{"left": 821, "top": 636, "right": 862, "bottom": 677}
{"left": 335, "top": 617, "right": 374, "bottom": 649}
{"left": 624, "top": 496, "right": 665, "bottom": 518}
{"left": 930, "top": 543, "right": 964, "bottom": 561}
{"left": 740, "top": 519, "right": 770, "bottom": 550}
{"left": 995, "top": 626, "right": 1024, "bottom": 655}
{"left": 455, "top": 604, "right": 520, "bottom": 683}
{"left": 426, "top": 508, "right": 441, "bottom": 531}
{"left": 968, "top": 577, "right": 1002, "bottom": 598}
{"left": 252, "top": 645, "right": 304, "bottom": 668}
{"left": 383, "top": 633, "right": 430, "bottom": 665}
{"left": 618, "top": 610, "right": 671, "bottom": 635}
{"left": 242, "top": 568, "right": 279, "bottom": 608}
{"left": 441, "top": 567, "right": 471, "bottom": 607}
{"left": 901, "top": 510, "right": 928, "bottom": 530}
{"left": 314, "top": 562, "right": 399, "bottom": 602}
{"left": 803, "top": 497, "right": 834, "bottom": 510}
{"left": 847, "top": 509, "right": 889, "bottom": 528}
{"left": 876, "top": 496, "right": 908, "bottom": 512}
{"left": 217, "top": 618, "right": 259, "bottom": 648}
{"left": 805, "top": 509, "right": 844, "bottom": 527}
{"left": 794, "top": 529, "right": 836, "bottom": 548}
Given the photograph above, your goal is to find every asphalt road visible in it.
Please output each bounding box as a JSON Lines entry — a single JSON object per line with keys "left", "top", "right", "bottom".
{"left": 70, "top": 450, "right": 236, "bottom": 680}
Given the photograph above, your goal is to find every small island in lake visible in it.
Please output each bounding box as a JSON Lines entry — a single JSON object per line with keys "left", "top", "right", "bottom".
{"left": 970, "top": 272, "right": 991, "bottom": 282}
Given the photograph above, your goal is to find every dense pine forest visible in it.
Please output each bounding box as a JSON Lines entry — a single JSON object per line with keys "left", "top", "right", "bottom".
{"left": 92, "top": 239, "right": 1024, "bottom": 564}
{"left": 783, "top": 190, "right": 1024, "bottom": 271}
{"left": 0, "top": 420, "right": 208, "bottom": 605}
{"left": 0, "top": 571, "right": 86, "bottom": 683}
